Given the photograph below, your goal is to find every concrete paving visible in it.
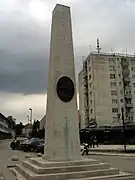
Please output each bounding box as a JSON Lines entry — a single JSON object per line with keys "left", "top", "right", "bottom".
{"left": 90, "top": 145, "right": 135, "bottom": 151}
{"left": 89, "top": 155, "right": 135, "bottom": 176}
{"left": 0, "top": 139, "right": 36, "bottom": 180}
{"left": 0, "top": 140, "right": 135, "bottom": 179}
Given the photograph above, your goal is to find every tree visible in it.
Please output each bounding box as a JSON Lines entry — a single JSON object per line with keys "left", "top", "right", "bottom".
{"left": 15, "top": 122, "right": 24, "bottom": 136}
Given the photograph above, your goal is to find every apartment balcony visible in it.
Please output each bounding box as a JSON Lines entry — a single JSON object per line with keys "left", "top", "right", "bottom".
{"left": 121, "top": 60, "right": 129, "bottom": 67}
{"left": 125, "top": 103, "right": 133, "bottom": 108}
{"left": 123, "top": 77, "right": 130, "bottom": 82}
{"left": 123, "top": 69, "right": 130, "bottom": 76}
{"left": 125, "top": 94, "right": 132, "bottom": 99}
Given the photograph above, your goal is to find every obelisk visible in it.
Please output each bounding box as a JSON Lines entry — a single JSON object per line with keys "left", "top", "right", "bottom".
{"left": 45, "top": 4, "right": 81, "bottom": 161}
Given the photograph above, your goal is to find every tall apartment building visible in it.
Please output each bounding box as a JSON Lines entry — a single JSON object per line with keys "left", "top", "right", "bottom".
{"left": 78, "top": 52, "right": 135, "bottom": 128}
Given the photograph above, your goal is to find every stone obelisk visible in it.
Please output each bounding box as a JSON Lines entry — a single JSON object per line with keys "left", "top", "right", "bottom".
{"left": 45, "top": 4, "right": 81, "bottom": 161}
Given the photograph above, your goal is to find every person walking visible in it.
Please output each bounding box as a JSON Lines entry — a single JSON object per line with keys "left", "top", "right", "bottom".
{"left": 93, "top": 136, "right": 98, "bottom": 148}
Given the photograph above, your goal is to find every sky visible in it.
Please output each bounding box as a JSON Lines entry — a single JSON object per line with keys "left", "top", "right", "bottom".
{"left": 0, "top": 0, "right": 135, "bottom": 124}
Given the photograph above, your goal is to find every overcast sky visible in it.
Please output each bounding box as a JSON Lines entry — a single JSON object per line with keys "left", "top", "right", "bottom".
{"left": 0, "top": 0, "right": 135, "bottom": 124}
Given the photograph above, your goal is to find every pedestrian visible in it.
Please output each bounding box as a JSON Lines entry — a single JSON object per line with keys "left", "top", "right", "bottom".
{"left": 93, "top": 136, "right": 98, "bottom": 148}
{"left": 89, "top": 136, "right": 92, "bottom": 148}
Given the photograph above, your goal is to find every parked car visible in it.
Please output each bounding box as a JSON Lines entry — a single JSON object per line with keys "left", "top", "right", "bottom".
{"left": 20, "top": 138, "right": 33, "bottom": 150}
{"left": 10, "top": 139, "right": 20, "bottom": 150}
{"left": 22, "top": 138, "right": 44, "bottom": 152}
{"left": 35, "top": 143, "right": 44, "bottom": 154}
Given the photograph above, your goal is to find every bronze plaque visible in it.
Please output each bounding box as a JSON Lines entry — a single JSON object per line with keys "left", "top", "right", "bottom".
{"left": 56, "top": 76, "right": 75, "bottom": 102}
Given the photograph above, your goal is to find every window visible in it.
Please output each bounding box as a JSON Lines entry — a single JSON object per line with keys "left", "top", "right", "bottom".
{"left": 131, "top": 59, "right": 135, "bottom": 65}
{"left": 90, "top": 91, "right": 92, "bottom": 96}
{"left": 89, "top": 66, "right": 91, "bottom": 72}
{"left": 110, "top": 74, "right": 116, "bottom": 79}
{"left": 112, "top": 99, "right": 117, "bottom": 104}
{"left": 89, "top": 83, "right": 92, "bottom": 88}
{"left": 112, "top": 108, "right": 118, "bottom": 113}
{"left": 111, "top": 82, "right": 116, "bottom": 87}
{"left": 90, "top": 109, "right": 93, "bottom": 113}
{"left": 111, "top": 91, "right": 117, "bottom": 95}
{"left": 109, "top": 66, "right": 115, "bottom": 71}
{"left": 121, "top": 99, "right": 123, "bottom": 103}
{"left": 133, "top": 83, "right": 135, "bottom": 87}
{"left": 118, "top": 74, "right": 121, "bottom": 78}
{"left": 109, "top": 59, "right": 115, "bottom": 63}
{"left": 90, "top": 100, "right": 92, "bottom": 104}
{"left": 119, "top": 82, "right": 122, "bottom": 86}
{"left": 89, "top": 74, "right": 91, "bottom": 80}
{"left": 131, "top": 67, "right": 135, "bottom": 71}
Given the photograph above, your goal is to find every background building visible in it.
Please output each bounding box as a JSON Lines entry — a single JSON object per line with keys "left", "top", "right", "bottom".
{"left": 0, "top": 113, "right": 15, "bottom": 139}
{"left": 78, "top": 70, "right": 85, "bottom": 129}
{"left": 78, "top": 51, "right": 135, "bottom": 128}
{"left": 22, "top": 123, "right": 32, "bottom": 137}
{"left": 40, "top": 115, "right": 46, "bottom": 130}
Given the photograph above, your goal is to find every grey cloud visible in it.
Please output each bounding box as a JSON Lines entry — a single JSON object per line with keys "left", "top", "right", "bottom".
{"left": 0, "top": 0, "right": 135, "bottom": 95}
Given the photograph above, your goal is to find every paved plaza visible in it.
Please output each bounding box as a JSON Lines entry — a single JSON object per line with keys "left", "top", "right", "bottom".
{"left": 89, "top": 144, "right": 135, "bottom": 152}
{"left": 0, "top": 139, "right": 135, "bottom": 179}
{"left": 0, "top": 139, "right": 36, "bottom": 180}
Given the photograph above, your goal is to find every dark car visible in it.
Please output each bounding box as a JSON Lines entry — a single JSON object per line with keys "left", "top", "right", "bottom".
{"left": 35, "top": 143, "right": 44, "bottom": 154}
{"left": 22, "top": 138, "right": 44, "bottom": 152}
{"left": 10, "top": 139, "right": 20, "bottom": 150}
{"left": 20, "top": 138, "right": 35, "bottom": 150}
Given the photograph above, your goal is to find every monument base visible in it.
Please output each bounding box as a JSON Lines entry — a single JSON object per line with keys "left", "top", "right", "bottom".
{"left": 10, "top": 157, "right": 134, "bottom": 180}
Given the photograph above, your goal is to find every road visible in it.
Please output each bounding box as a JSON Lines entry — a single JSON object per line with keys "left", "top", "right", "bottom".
{"left": 89, "top": 155, "right": 135, "bottom": 176}
{"left": 1, "top": 139, "right": 135, "bottom": 178}
{"left": 0, "top": 139, "right": 36, "bottom": 179}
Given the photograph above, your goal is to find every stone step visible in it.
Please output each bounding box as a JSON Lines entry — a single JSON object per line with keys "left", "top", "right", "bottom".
{"left": 15, "top": 164, "right": 120, "bottom": 180}
{"left": 30, "top": 157, "right": 100, "bottom": 168}
{"left": 69, "top": 172, "right": 135, "bottom": 180}
{"left": 10, "top": 167, "right": 27, "bottom": 180}
{"left": 15, "top": 164, "right": 36, "bottom": 179}
{"left": 22, "top": 160, "right": 110, "bottom": 174}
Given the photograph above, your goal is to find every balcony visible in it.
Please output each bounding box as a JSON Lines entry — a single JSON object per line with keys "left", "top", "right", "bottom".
{"left": 125, "top": 103, "right": 133, "bottom": 108}
{"left": 125, "top": 94, "right": 132, "bottom": 99}
{"left": 123, "top": 69, "right": 130, "bottom": 76}
{"left": 123, "top": 77, "right": 130, "bottom": 82}
{"left": 121, "top": 60, "right": 129, "bottom": 67}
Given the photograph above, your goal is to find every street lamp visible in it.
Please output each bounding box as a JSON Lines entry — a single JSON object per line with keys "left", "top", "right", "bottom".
{"left": 29, "top": 108, "right": 32, "bottom": 125}
{"left": 118, "top": 107, "right": 126, "bottom": 152}
{"left": 27, "top": 115, "right": 29, "bottom": 124}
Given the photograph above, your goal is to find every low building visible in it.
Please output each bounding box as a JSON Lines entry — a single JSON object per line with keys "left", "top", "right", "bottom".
{"left": 40, "top": 115, "right": 46, "bottom": 129}
{"left": 22, "top": 124, "right": 32, "bottom": 137}
{"left": 0, "top": 113, "right": 15, "bottom": 140}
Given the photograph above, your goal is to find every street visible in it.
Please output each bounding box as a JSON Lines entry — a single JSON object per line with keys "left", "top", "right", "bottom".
{"left": 0, "top": 139, "right": 36, "bottom": 179}
{"left": 88, "top": 155, "right": 135, "bottom": 176}
{"left": 0, "top": 139, "right": 135, "bottom": 179}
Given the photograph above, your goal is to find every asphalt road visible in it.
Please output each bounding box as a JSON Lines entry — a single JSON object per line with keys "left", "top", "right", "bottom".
{"left": 0, "top": 139, "right": 135, "bottom": 179}
{"left": 0, "top": 139, "right": 36, "bottom": 180}
{"left": 89, "top": 155, "right": 135, "bottom": 176}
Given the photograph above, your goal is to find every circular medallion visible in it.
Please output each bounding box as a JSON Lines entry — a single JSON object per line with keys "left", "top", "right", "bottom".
{"left": 56, "top": 76, "right": 75, "bottom": 102}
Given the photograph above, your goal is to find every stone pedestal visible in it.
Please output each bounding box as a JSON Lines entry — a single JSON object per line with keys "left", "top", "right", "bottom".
{"left": 44, "top": 4, "right": 81, "bottom": 161}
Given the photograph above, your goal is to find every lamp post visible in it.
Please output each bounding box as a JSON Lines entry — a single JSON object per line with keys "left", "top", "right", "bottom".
{"left": 118, "top": 107, "right": 126, "bottom": 152}
{"left": 29, "top": 108, "right": 32, "bottom": 125}
{"left": 27, "top": 115, "right": 29, "bottom": 124}
{"left": 121, "top": 107, "right": 126, "bottom": 152}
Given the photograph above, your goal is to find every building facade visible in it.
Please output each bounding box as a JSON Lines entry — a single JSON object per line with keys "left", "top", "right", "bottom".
{"left": 22, "top": 124, "right": 32, "bottom": 137}
{"left": 78, "top": 52, "right": 135, "bottom": 128}
{"left": 40, "top": 115, "right": 46, "bottom": 130}
{"left": 78, "top": 70, "right": 85, "bottom": 129}
{"left": 0, "top": 113, "right": 15, "bottom": 139}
